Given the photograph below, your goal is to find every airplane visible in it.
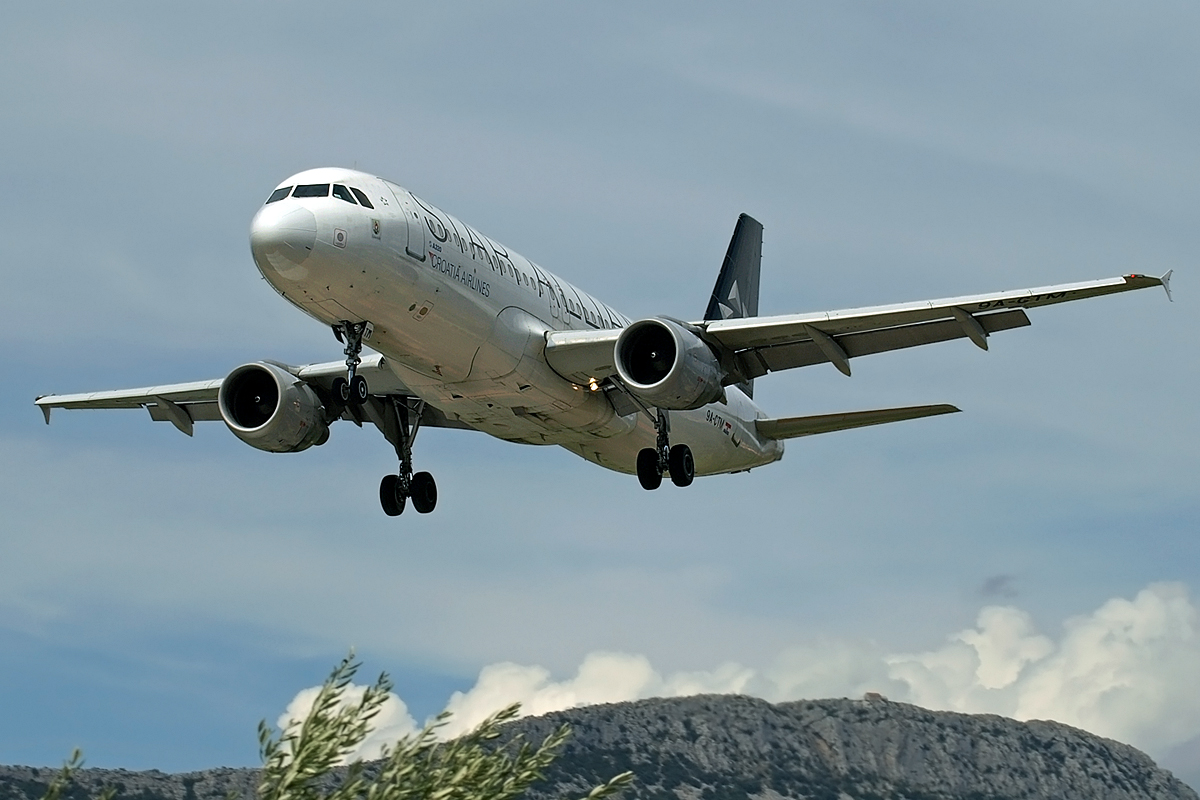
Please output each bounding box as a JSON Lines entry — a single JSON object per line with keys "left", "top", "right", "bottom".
{"left": 35, "top": 168, "right": 1173, "bottom": 517}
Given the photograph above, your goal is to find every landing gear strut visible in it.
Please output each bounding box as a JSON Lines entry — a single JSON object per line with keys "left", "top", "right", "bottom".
{"left": 379, "top": 397, "right": 438, "bottom": 516}
{"left": 636, "top": 408, "right": 694, "bottom": 490}
{"left": 331, "top": 320, "right": 372, "bottom": 405}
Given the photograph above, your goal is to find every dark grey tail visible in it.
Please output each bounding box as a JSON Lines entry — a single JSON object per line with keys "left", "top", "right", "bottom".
{"left": 705, "top": 214, "right": 763, "bottom": 397}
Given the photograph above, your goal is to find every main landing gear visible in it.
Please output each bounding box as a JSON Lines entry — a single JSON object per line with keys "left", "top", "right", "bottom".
{"left": 326, "top": 320, "right": 437, "bottom": 517}
{"left": 636, "top": 409, "right": 695, "bottom": 490}
{"left": 331, "top": 320, "right": 372, "bottom": 405}
{"left": 379, "top": 397, "right": 438, "bottom": 516}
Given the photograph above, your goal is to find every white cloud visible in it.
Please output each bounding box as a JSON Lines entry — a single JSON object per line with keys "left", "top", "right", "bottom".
{"left": 885, "top": 604, "right": 1055, "bottom": 716}
{"left": 439, "top": 652, "right": 753, "bottom": 738}
{"left": 1014, "top": 584, "right": 1200, "bottom": 752}
{"left": 885, "top": 583, "right": 1200, "bottom": 754}
{"left": 276, "top": 684, "right": 419, "bottom": 763}
{"left": 279, "top": 582, "right": 1200, "bottom": 765}
{"left": 763, "top": 638, "right": 901, "bottom": 701}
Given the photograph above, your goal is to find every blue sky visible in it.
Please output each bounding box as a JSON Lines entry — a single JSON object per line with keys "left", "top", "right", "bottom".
{"left": 2, "top": 1, "right": 1198, "bottom": 789}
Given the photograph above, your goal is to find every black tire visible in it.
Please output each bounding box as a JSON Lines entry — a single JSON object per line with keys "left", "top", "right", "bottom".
{"left": 350, "top": 374, "right": 369, "bottom": 404}
{"left": 332, "top": 377, "right": 350, "bottom": 404}
{"left": 636, "top": 448, "right": 662, "bottom": 490}
{"left": 411, "top": 471, "right": 438, "bottom": 514}
{"left": 669, "top": 444, "right": 695, "bottom": 487}
{"left": 379, "top": 474, "right": 405, "bottom": 516}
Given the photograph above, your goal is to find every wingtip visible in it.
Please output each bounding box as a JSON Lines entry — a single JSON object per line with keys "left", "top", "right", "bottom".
{"left": 927, "top": 403, "right": 962, "bottom": 417}
{"left": 35, "top": 397, "right": 52, "bottom": 425}
{"left": 1161, "top": 269, "right": 1173, "bottom": 302}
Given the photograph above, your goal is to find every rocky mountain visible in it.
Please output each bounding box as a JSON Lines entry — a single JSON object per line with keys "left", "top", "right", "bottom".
{"left": 1, "top": 695, "right": 1194, "bottom": 800}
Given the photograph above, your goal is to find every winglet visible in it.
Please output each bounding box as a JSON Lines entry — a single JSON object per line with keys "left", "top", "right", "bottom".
{"left": 1161, "top": 269, "right": 1173, "bottom": 302}
{"left": 35, "top": 396, "right": 52, "bottom": 425}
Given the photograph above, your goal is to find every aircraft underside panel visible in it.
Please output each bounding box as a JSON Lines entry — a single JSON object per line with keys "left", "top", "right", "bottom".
{"left": 567, "top": 390, "right": 784, "bottom": 476}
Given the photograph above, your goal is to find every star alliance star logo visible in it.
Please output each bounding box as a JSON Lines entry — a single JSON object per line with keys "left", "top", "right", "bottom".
{"left": 718, "top": 280, "right": 741, "bottom": 318}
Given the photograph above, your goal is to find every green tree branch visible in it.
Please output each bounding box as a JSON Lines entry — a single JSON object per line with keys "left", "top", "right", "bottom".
{"left": 41, "top": 654, "right": 632, "bottom": 800}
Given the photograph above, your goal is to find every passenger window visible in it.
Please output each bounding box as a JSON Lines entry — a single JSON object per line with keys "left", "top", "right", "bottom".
{"left": 293, "top": 184, "right": 330, "bottom": 198}
{"left": 266, "top": 186, "right": 292, "bottom": 204}
{"left": 350, "top": 187, "right": 374, "bottom": 208}
{"left": 332, "top": 184, "right": 357, "bottom": 204}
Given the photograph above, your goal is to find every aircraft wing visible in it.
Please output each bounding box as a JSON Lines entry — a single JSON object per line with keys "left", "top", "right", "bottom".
{"left": 543, "top": 329, "right": 622, "bottom": 386}
{"left": 702, "top": 272, "right": 1171, "bottom": 379}
{"left": 544, "top": 272, "right": 1171, "bottom": 385}
{"left": 35, "top": 378, "right": 225, "bottom": 430}
{"left": 33, "top": 354, "right": 471, "bottom": 435}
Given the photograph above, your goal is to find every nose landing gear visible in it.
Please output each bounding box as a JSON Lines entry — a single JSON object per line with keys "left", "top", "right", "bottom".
{"left": 378, "top": 397, "right": 438, "bottom": 516}
{"left": 635, "top": 409, "right": 695, "bottom": 490}
{"left": 326, "top": 321, "right": 437, "bottom": 518}
{"left": 331, "top": 321, "right": 372, "bottom": 405}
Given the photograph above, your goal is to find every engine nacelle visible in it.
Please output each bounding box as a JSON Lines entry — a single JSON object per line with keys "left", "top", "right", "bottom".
{"left": 614, "top": 318, "right": 725, "bottom": 410}
{"left": 218, "top": 362, "right": 329, "bottom": 453}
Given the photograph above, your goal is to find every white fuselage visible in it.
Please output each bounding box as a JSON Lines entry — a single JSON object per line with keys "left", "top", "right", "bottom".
{"left": 249, "top": 168, "right": 784, "bottom": 476}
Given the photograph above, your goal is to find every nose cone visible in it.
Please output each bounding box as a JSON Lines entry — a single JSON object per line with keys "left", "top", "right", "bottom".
{"left": 250, "top": 204, "right": 317, "bottom": 282}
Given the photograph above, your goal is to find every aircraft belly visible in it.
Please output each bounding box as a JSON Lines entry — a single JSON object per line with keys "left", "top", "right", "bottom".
{"left": 570, "top": 395, "right": 783, "bottom": 476}
{"left": 376, "top": 294, "right": 780, "bottom": 463}
{"left": 384, "top": 333, "right": 636, "bottom": 445}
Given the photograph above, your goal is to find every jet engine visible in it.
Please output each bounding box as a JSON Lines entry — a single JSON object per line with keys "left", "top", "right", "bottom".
{"left": 218, "top": 362, "right": 330, "bottom": 453}
{"left": 614, "top": 318, "right": 725, "bottom": 410}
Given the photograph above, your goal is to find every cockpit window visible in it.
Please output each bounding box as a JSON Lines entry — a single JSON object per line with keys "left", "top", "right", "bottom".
{"left": 293, "top": 183, "right": 330, "bottom": 198}
{"left": 349, "top": 187, "right": 374, "bottom": 208}
{"left": 332, "top": 184, "right": 357, "bottom": 204}
{"left": 265, "top": 186, "right": 292, "bottom": 204}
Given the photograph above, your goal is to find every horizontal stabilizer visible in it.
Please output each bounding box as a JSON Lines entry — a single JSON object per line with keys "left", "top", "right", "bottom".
{"left": 756, "top": 404, "right": 960, "bottom": 440}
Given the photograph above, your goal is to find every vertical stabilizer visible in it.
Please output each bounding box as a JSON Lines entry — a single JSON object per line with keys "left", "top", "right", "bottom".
{"left": 705, "top": 214, "right": 762, "bottom": 396}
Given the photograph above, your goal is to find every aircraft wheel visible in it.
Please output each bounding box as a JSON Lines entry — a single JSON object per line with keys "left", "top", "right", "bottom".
{"left": 350, "top": 375, "right": 369, "bottom": 405}
{"left": 636, "top": 448, "right": 662, "bottom": 491}
{"left": 379, "top": 474, "right": 405, "bottom": 516}
{"left": 668, "top": 444, "right": 695, "bottom": 488}
{"left": 332, "top": 377, "right": 350, "bottom": 404}
{"left": 411, "top": 471, "right": 438, "bottom": 514}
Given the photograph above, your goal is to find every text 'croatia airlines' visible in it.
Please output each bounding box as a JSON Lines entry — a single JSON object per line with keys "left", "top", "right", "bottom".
{"left": 36, "top": 169, "right": 1173, "bottom": 517}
